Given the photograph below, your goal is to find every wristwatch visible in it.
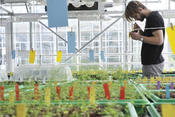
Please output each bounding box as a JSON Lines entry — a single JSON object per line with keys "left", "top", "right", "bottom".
{"left": 140, "top": 36, "right": 144, "bottom": 42}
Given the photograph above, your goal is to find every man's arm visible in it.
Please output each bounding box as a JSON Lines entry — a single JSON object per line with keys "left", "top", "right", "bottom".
{"left": 130, "top": 30, "right": 164, "bottom": 45}
{"left": 143, "top": 30, "right": 164, "bottom": 45}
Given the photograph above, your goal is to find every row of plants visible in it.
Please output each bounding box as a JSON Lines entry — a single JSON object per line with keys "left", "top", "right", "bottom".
{"left": 72, "top": 69, "right": 136, "bottom": 81}
{"left": 0, "top": 81, "right": 145, "bottom": 103}
{"left": 0, "top": 80, "right": 149, "bottom": 117}
{"left": 139, "top": 83, "right": 175, "bottom": 91}
{"left": 0, "top": 103, "right": 132, "bottom": 117}
{"left": 72, "top": 69, "right": 175, "bottom": 81}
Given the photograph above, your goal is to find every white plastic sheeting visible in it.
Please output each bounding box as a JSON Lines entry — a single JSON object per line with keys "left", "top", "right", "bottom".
{"left": 0, "top": 70, "right": 8, "bottom": 81}
{"left": 12, "top": 64, "right": 74, "bottom": 82}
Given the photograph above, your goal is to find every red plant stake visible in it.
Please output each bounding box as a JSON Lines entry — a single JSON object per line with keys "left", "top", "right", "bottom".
{"left": 56, "top": 86, "right": 61, "bottom": 98}
{"left": 34, "top": 84, "right": 39, "bottom": 100}
{"left": 87, "top": 86, "right": 91, "bottom": 99}
{"left": 120, "top": 86, "right": 125, "bottom": 100}
{"left": 15, "top": 84, "right": 20, "bottom": 101}
{"left": 103, "top": 83, "right": 111, "bottom": 100}
{"left": 69, "top": 86, "right": 74, "bottom": 100}
{"left": 0, "top": 86, "right": 5, "bottom": 101}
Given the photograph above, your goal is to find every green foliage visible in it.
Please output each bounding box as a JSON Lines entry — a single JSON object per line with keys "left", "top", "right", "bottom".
{"left": 72, "top": 69, "right": 132, "bottom": 81}
{"left": 72, "top": 70, "right": 109, "bottom": 80}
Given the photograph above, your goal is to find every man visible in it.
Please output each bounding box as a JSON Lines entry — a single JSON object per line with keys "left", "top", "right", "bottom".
{"left": 125, "top": 1, "right": 165, "bottom": 77}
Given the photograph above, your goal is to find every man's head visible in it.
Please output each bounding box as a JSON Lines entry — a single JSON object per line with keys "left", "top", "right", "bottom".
{"left": 125, "top": 1, "right": 147, "bottom": 22}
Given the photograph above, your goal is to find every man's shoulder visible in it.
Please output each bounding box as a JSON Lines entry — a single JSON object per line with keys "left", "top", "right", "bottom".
{"left": 149, "top": 11, "right": 162, "bottom": 19}
{"left": 151, "top": 11, "right": 161, "bottom": 16}
{"left": 150, "top": 11, "right": 158, "bottom": 16}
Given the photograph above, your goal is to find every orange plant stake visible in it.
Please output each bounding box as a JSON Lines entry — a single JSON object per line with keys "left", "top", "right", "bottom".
{"left": 87, "top": 86, "right": 91, "bottom": 99}
{"left": 15, "top": 84, "right": 20, "bottom": 101}
{"left": 56, "top": 86, "right": 61, "bottom": 99}
{"left": 34, "top": 84, "right": 39, "bottom": 100}
{"left": 69, "top": 86, "right": 74, "bottom": 100}
{"left": 0, "top": 86, "right": 5, "bottom": 101}
{"left": 120, "top": 86, "right": 125, "bottom": 100}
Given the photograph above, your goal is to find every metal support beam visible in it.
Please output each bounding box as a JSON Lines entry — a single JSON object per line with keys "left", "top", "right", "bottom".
{"left": 6, "top": 22, "right": 14, "bottom": 73}
{"left": 25, "top": 3, "right": 29, "bottom": 13}
{"left": 38, "top": 21, "right": 78, "bottom": 51}
{"left": 28, "top": 5, "right": 33, "bottom": 50}
{"left": 65, "top": 15, "right": 123, "bottom": 63}
{"left": 29, "top": 22, "right": 33, "bottom": 49}
{"left": 99, "top": 20, "right": 102, "bottom": 69}
{"left": 0, "top": 6, "right": 12, "bottom": 14}
{"left": 76, "top": 19, "right": 80, "bottom": 71}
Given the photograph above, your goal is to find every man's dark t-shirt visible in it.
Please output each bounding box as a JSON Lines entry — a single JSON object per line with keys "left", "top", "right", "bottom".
{"left": 142, "top": 11, "right": 165, "bottom": 65}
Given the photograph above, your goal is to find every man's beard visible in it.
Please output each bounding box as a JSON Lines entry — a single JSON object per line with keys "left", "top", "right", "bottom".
{"left": 140, "top": 13, "right": 146, "bottom": 21}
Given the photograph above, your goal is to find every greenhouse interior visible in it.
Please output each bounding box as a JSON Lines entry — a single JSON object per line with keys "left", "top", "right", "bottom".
{"left": 0, "top": 0, "right": 175, "bottom": 116}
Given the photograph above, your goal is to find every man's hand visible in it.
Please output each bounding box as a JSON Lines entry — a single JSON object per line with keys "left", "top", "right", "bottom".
{"left": 134, "top": 23, "right": 141, "bottom": 31}
{"left": 129, "top": 32, "right": 142, "bottom": 41}
{"left": 132, "top": 23, "right": 143, "bottom": 34}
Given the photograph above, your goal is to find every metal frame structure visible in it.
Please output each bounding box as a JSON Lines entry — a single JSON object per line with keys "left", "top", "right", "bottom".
{"left": 0, "top": 0, "right": 175, "bottom": 72}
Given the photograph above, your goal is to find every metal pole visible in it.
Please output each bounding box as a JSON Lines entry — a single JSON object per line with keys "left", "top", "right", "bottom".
{"left": 6, "top": 22, "right": 14, "bottom": 73}
{"left": 29, "top": 22, "right": 33, "bottom": 49}
{"left": 77, "top": 19, "right": 80, "bottom": 71}
{"left": 0, "top": 6, "right": 12, "bottom": 14}
{"left": 65, "top": 15, "right": 123, "bottom": 63}
{"left": 123, "top": 0, "right": 128, "bottom": 70}
{"left": 25, "top": 3, "right": 29, "bottom": 13}
{"left": 99, "top": 20, "right": 102, "bottom": 69}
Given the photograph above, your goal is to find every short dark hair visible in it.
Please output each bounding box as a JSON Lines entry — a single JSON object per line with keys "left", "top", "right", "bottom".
{"left": 125, "top": 1, "right": 147, "bottom": 22}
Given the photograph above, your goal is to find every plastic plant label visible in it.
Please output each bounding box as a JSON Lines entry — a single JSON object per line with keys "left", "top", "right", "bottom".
{"left": 166, "top": 84, "right": 170, "bottom": 99}
{"left": 166, "top": 26, "right": 175, "bottom": 54}
{"left": 57, "top": 51, "right": 62, "bottom": 62}
{"left": 171, "top": 82, "right": 174, "bottom": 89}
{"left": 90, "top": 86, "right": 96, "bottom": 105}
{"left": 103, "top": 83, "right": 111, "bottom": 100}
{"left": 161, "top": 104, "right": 175, "bottom": 117}
{"left": 16, "top": 104, "right": 27, "bottom": 117}
{"left": 54, "top": 81, "right": 57, "bottom": 90}
{"left": 124, "top": 80, "right": 127, "bottom": 88}
{"left": 9, "top": 91, "right": 15, "bottom": 104}
{"left": 120, "top": 86, "right": 125, "bottom": 100}
{"left": 69, "top": 86, "right": 74, "bottom": 100}
{"left": 109, "top": 81, "right": 112, "bottom": 89}
{"left": 0, "top": 86, "right": 5, "bottom": 101}
{"left": 157, "top": 81, "right": 160, "bottom": 90}
{"left": 15, "top": 84, "right": 20, "bottom": 101}
{"left": 89, "top": 49, "right": 94, "bottom": 62}
{"left": 29, "top": 50, "right": 36, "bottom": 64}
{"left": 45, "top": 87, "right": 51, "bottom": 106}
